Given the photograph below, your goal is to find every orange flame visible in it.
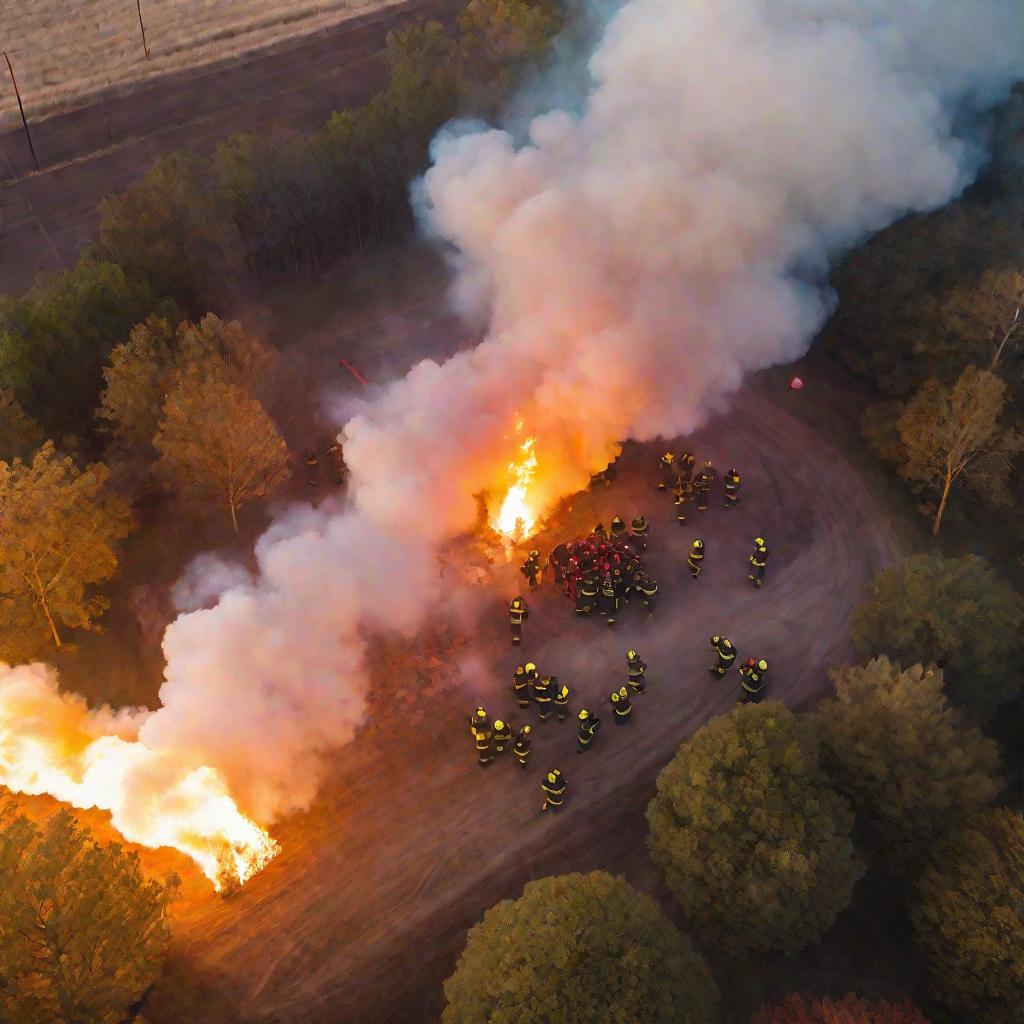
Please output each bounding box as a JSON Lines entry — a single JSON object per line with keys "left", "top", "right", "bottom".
{"left": 0, "top": 665, "right": 278, "bottom": 891}
{"left": 493, "top": 435, "right": 538, "bottom": 540}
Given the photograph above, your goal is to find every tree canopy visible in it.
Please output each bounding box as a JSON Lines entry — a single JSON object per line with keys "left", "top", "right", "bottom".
{"left": 0, "top": 443, "right": 132, "bottom": 661}
{"left": 0, "top": 387, "right": 44, "bottom": 463}
{"left": 646, "top": 701, "right": 863, "bottom": 956}
{"left": 0, "top": 259, "right": 172, "bottom": 438}
{"left": 813, "top": 657, "right": 1000, "bottom": 875}
{"left": 154, "top": 373, "right": 289, "bottom": 531}
{"left": 0, "top": 804, "right": 178, "bottom": 1024}
{"left": 851, "top": 553, "right": 1023, "bottom": 716}
{"left": 441, "top": 871, "right": 719, "bottom": 1024}
{"left": 912, "top": 808, "right": 1024, "bottom": 1024}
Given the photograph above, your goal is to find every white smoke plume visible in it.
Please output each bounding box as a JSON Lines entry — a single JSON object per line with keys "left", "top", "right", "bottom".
{"left": 2, "top": 0, "right": 1023, "bottom": 876}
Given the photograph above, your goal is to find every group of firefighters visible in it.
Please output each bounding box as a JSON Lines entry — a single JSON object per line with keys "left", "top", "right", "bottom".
{"left": 481, "top": 449, "right": 775, "bottom": 812}
{"left": 468, "top": 639, "right": 769, "bottom": 811}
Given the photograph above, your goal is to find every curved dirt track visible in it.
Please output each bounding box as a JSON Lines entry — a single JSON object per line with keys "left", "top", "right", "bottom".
{"left": 160, "top": 379, "right": 903, "bottom": 1024}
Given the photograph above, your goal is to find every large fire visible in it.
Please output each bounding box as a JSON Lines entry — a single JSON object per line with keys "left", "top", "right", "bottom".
{"left": 493, "top": 435, "right": 539, "bottom": 540}
{"left": 0, "top": 664, "right": 278, "bottom": 891}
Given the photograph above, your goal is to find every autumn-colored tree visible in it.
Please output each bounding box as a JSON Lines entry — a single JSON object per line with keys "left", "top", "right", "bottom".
{"left": 154, "top": 374, "right": 289, "bottom": 532}
{"left": 646, "top": 702, "right": 863, "bottom": 956}
{"left": 893, "top": 366, "right": 1020, "bottom": 534}
{"left": 173, "top": 313, "right": 277, "bottom": 397}
{"left": 0, "top": 387, "right": 43, "bottom": 462}
{"left": 441, "top": 872, "right": 719, "bottom": 1024}
{"left": 912, "top": 809, "right": 1024, "bottom": 1024}
{"left": 753, "top": 993, "right": 931, "bottom": 1024}
{"left": 0, "top": 804, "right": 178, "bottom": 1024}
{"left": 852, "top": 553, "right": 1023, "bottom": 716}
{"left": 0, "top": 258, "right": 172, "bottom": 436}
{"left": 813, "top": 657, "right": 1000, "bottom": 874}
{"left": 97, "top": 151, "right": 244, "bottom": 306}
{"left": 0, "top": 442, "right": 132, "bottom": 660}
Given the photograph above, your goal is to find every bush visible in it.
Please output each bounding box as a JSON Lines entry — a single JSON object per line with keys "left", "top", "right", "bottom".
{"left": 911, "top": 808, "right": 1024, "bottom": 1024}
{"left": 441, "top": 871, "right": 719, "bottom": 1024}
{"left": 852, "top": 553, "right": 1024, "bottom": 716}
{"left": 646, "top": 701, "right": 863, "bottom": 956}
{"left": 814, "top": 657, "right": 1000, "bottom": 874}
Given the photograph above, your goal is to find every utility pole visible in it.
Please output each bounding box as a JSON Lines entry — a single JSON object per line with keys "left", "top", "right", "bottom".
{"left": 3, "top": 51, "right": 39, "bottom": 172}
{"left": 136, "top": 0, "right": 151, "bottom": 59}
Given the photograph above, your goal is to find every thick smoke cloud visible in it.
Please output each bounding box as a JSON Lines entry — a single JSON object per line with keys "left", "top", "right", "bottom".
{"left": 3, "top": 0, "right": 1023, "bottom": 842}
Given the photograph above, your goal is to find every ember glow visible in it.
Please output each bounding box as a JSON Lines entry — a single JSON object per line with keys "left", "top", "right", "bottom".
{"left": 493, "top": 436, "right": 539, "bottom": 540}
{"left": 0, "top": 663, "right": 278, "bottom": 891}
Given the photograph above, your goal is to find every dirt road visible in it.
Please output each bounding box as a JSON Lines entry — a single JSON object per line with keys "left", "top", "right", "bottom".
{"left": 156, "top": 375, "right": 902, "bottom": 1023}
{"left": 0, "top": 0, "right": 459, "bottom": 295}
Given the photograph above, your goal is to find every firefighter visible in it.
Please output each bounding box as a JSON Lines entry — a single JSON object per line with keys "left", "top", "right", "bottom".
{"left": 576, "top": 573, "right": 598, "bottom": 616}
{"left": 696, "top": 459, "right": 715, "bottom": 511}
{"left": 672, "top": 480, "right": 693, "bottom": 525}
{"left": 492, "top": 718, "right": 512, "bottom": 753}
{"left": 593, "top": 522, "right": 608, "bottom": 539}
{"left": 521, "top": 550, "right": 542, "bottom": 589}
{"left": 577, "top": 708, "right": 601, "bottom": 752}
{"left": 675, "top": 450, "right": 696, "bottom": 484}
{"left": 598, "top": 573, "right": 619, "bottom": 625}
{"left": 554, "top": 680, "right": 571, "bottom": 720}
{"left": 549, "top": 543, "right": 570, "bottom": 585}
{"left": 533, "top": 674, "right": 554, "bottom": 720}
{"left": 469, "top": 707, "right": 493, "bottom": 766}
{"left": 303, "top": 446, "right": 320, "bottom": 487}
{"left": 629, "top": 515, "right": 649, "bottom": 552}
{"left": 738, "top": 658, "right": 768, "bottom": 703}
{"left": 610, "top": 516, "right": 627, "bottom": 541}
{"left": 688, "top": 538, "right": 705, "bottom": 578}
{"left": 512, "top": 665, "right": 531, "bottom": 708}
{"left": 748, "top": 537, "right": 769, "bottom": 588}
{"left": 658, "top": 451, "right": 675, "bottom": 490}
{"left": 627, "top": 649, "right": 647, "bottom": 694}
{"left": 541, "top": 768, "right": 567, "bottom": 812}
{"left": 509, "top": 597, "right": 528, "bottom": 645}
{"left": 709, "top": 635, "right": 737, "bottom": 678}
{"left": 326, "top": 443, "right": 348, "bottom": 486}
{"left": 513, "top": 724, "right": 532, "bottom": 768}
{"left": 610, "top": 685, "right": 633, "bottom": 723}
{"left": 723, "top": 468, "right": 741, "bottom": 509}
{"left": 638, "top": 574, "right": 658, "bottom": 614}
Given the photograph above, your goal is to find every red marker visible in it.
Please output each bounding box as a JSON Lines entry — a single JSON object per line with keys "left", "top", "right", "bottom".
{"left": 339, "top": 359, "right": 368, "bottom": 387}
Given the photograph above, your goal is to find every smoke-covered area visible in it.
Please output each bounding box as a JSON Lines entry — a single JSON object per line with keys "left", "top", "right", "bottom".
{"left": 2, "top": 0, "right": 1023, "bottom": 866}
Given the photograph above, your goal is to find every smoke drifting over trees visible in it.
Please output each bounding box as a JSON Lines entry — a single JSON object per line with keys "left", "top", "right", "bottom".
{"left": 2, "top": 0, "right": 1023, "bottom": 848}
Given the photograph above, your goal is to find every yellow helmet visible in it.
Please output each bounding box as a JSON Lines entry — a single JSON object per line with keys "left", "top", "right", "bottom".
{"left": 557, "top": 685, "right": 569, "bottom": 699}
{"left": 757, "top": 659, "right": 768, "bottom": 672}
{"left": 512, "top": 598, "right": 522, "bottom": 608}
{"left": 529, "top": 549, "right": 539, "bottom": 558}
{"left": 618, "top": 685, "right": 629, "bottom": 697}
{"left": 627, "top": 649, "right": 637, "bottom": 660}
{"left": 578, "top": 708, "right": 590, "bottom": 720}
{"left": 611, "top": 691, "right": 620, "bottom": 702}
{"left": 693, "top": 538, "right": 704, "bottom": 548}
{"left": 525, "top": 662, "right": 537, "bottom": 673}
{"left": 474, "top": 707, "right": 486, "bottom": 719}
{"left": 547, "top": 771, "right": 557, "bottom": 783}
{"left": 522, "top": 724, "right": 532, "bottom": 736}
{"left": 711, "top": 635, "right": 720, "bottom": 644}
{"left": 494, "top": 719, "right": 505, "bottom": 730}
{"left": 663, "top": 451, "right": 674, "bottom": 460}
{"left": 754, "top": 537, "right": 765, "bottom": 547}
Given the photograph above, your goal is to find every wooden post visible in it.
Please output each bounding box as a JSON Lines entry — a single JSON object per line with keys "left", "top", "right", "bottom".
{"left": 3, "top": 51, "right": 39, "bottom": 172}
{"left": 136, "top": 0, "right": 151, "bottom": 59}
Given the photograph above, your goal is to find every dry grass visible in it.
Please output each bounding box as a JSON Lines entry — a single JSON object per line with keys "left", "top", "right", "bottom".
{"left": 0, "top": 0, "right": 392, "bottom": 127}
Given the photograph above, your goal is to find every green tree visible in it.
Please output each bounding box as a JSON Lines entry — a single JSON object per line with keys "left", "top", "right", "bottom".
{"left": 441, "top": 871, "right": 719, "bottom": 1024}
{"left": 866, "top": 366, "right": 1022, "bottom": 535}
{"left": 753, "top": 994, "right": 931, "bottom": 1024}
{"left": 96, "top": 151, "right": 244, "bottom": 306}
{"left": 0, "top": 804, "right": 178, "bottom": 1024}
{"left": 0, "top": 387, "right": 43, "bottom": 462}
{"left": 0, "top": 443, "right": 132, "bottom": 659}
{"left": 646, "top": 702, "right": 863, "bottom": 956}
{"left": 154, "top": 374, "right": 289, "bottom": 532}
{"left": 0, "top": 259, "right": 172, "bottom": 437}
{"left": 813, "top": 657, "right": 1000, "bottom": 874}
{"left": 852, "top": 553, "right": 1023, "bottom": 716}
{"left": 911, "top": 808, "right": 1024, "bottom": 1024}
